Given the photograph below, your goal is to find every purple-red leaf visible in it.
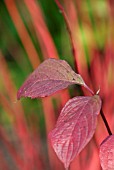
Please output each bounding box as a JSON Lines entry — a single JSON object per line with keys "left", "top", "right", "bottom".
{"left": 99, "top": 134, "right": 114, "bottom": 170}
{"left": 17, "top": 58, "right": 85, "bottom": 99}
{"left": 49, "top": 95, "right": 101, "bottom": 169}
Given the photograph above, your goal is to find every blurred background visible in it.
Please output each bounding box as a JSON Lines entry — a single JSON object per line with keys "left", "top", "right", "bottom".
{"left": 0, "top": 0, "right": 114, "bottom": 170}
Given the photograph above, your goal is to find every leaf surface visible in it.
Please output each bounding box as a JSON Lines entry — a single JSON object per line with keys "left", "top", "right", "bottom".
{"left": 99, "top": 134, "right": 114, "bottom": 170}
{"left": 17, "top": 58, "right": 85, "bottom": 99}
{"left": 49, "top": 95, "right": 101, "bottom": 169}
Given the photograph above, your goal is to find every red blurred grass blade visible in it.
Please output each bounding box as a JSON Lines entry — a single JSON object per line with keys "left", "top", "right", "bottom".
{"left": 24, "top": 0, "right": 58, "bottom": 59}
{"left": 4, "top": 0, "right": 40, "bottom": 69}
{"left": 0, "top": 52, "right": 44, "bottom": 169}
{"left": 0, "top": 126, "right": 26, "bottom": 170}
{"left": 0, "top": 150, "right": 10, "bottom": 170}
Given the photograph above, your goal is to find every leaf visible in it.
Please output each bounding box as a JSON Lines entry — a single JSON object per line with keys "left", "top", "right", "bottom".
{"left": 49, "top": 95, "right": 101, "bottom": 169}
{"left": 17, "top": 58, "right": 85, "bottom": 99}
{"left": 99, "top": 134, "right": 114, "bottom": 170}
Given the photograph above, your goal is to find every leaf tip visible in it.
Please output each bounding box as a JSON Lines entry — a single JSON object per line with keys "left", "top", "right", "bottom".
{"left": 17, "top": 87, "right": 25, "bottom": 100}
{"left": 17, "top": 89, "right": 21, "bottom": 100}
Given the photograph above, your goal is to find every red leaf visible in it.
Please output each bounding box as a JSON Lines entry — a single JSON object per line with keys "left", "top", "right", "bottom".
{"left": 99, "top": 134, "right": 114, "bottom": 170}
{"left": 17, "top": 59, "right": 85, "bottom": 99}
{"left": 49, "top": 95, "right": 101, "bottom": 169}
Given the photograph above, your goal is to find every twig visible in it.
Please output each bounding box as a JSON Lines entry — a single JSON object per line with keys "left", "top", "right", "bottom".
{"left": 100, "top": 107, "right": 112, "bottom": 135}
{"left": 54, "top": 0, "right": 78, "bottom": 72}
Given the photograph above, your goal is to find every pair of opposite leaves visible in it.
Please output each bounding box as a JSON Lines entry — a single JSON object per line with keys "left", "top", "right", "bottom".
{"left": 17, "top": 58, "right": 114, "bottom": 170}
